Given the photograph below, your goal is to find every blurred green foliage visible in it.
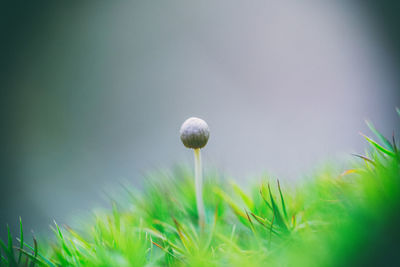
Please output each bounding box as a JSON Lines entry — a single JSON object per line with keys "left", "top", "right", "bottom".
{"left": 1, "top": 109, "right": 400, "bottom": 266}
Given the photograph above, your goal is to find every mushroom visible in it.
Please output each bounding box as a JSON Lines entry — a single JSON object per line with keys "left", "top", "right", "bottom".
{"left": 180, "top": 117, "right": 210, "bottom": 228}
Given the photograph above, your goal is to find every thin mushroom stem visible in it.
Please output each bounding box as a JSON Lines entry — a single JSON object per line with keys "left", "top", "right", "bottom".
{"left": 194, "top": 148, "right": 205, "bottom": 228}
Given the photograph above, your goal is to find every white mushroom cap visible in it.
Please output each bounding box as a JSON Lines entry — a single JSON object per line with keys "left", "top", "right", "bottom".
{"left": 180, "top": 117, "right": 210, "bottom": 149}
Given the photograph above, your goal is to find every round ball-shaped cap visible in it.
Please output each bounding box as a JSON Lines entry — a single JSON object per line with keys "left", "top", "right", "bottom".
{"left": 180, "top": 117, "right": 210, "bottom": 149}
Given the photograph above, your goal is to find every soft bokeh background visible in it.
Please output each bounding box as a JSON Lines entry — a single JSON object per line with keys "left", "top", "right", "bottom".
{"left": 1, "top": 1, "right": 399, "bottom": 239}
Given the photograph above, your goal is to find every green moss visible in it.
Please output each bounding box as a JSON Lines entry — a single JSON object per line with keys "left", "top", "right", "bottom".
{"left": 1, "top": 113, "right": 400, "bottom": 266}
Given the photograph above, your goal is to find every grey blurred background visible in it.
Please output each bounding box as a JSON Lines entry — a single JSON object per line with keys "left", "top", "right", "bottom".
{"left": 1, "top": 1, "right": 399, "bottom": 239}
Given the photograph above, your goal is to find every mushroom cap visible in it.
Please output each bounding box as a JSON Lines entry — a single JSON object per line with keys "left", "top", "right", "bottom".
{"left": 180, "top": 117, "right": 210, "bottom": 149}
